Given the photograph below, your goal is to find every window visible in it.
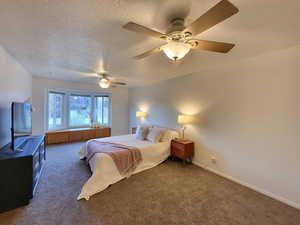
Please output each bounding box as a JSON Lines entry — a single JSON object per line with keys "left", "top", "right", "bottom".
{"left": 47, "top": 89, "right": 111, "bottom": 130}
{"left": 69, "top": 95, "right": 92, "bottom": 127}
{"left": 95, "top": 96, "right": 110, "bottom": 126}
{"left": 48, "top": 92, "right": 64, "bottom": 129}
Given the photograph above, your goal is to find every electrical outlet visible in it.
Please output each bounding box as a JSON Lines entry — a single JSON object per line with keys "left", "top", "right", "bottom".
{"left": 211, "top": 157, "right": 217, "bottom": 164}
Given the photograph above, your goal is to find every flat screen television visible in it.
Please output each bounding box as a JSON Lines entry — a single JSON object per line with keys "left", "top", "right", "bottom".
{"left": 11, "top": 102, "right": 32, "bottom": 151}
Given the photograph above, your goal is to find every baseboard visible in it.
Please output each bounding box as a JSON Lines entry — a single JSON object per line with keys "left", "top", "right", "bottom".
{"left": 192, "top": 160, "right": 300, "bottom": 210}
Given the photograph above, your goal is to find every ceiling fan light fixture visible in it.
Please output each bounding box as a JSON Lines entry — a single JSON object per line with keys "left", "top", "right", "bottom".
{"left": 98, "top": 78, "right": 110, "bottom": 88}
{"left": 162, "top": 41, "right": 190, "bottom": 61}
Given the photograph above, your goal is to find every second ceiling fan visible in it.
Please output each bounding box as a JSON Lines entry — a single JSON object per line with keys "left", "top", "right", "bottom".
{"left": 78, "top": 69, "right": 127, "bottom": 88}
{"left": 123, "top": 0, "right": 239, "bottom": 62}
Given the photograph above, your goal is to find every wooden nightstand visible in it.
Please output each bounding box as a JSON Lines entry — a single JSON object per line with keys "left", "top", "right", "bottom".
{"left": 171, "top": 139, "right": 194, "bottom": 163}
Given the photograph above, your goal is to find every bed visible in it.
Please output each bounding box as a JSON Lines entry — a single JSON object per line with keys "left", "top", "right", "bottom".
{"left": 78, "top": 131, "right": 178, "bottom": 200}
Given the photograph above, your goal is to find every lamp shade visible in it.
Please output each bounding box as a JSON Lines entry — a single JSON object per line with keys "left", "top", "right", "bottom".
{"left": 177, "top": 115, "right": 194, "bottom": 124}
{"left": 162, "top": 41, "right": 190, "bottom": 61}
{"left": 136, "top": 111, "right": 148, "bottom": 118}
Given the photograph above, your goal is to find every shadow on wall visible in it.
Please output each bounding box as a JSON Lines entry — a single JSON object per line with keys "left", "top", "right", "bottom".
{"left": 0, "top": 106, "right": 11, "bottom": 148}
{"left": 184, "top": 113, "right": 226, "bottom": 173}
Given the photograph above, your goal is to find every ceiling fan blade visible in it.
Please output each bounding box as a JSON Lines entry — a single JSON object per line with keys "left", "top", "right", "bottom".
{"left": 123, "top": 22, "right": 166, "bottom": 39}
{"left": 59, "top": 63, "right": 99, "bottom": 74}
{"left": 191, "top": 39, "right": 235, "bottom": 53}
{"left": 133, "top": 45, "right": 164, "bottom": 60}
{"left": 111, "top": 82, "right": 127, "bottom": 86}
{"left": 79, "top": 72, "right": 99, "bottom": 77}
{"left": 183, "top": 0, "right": 239, "bottom": 36}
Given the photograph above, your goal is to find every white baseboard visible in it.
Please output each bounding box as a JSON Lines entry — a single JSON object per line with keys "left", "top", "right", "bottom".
{"left": 192, "top": 160, "right": 300, "bottom": 210}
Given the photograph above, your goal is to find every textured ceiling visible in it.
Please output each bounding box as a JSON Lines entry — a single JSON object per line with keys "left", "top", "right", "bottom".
{"left": 0, "top": 0, "right": 299, "bottom": 86}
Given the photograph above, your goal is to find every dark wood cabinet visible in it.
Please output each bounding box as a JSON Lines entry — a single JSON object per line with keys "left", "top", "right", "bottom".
{"left": 0, "top": 135, "right": 45, "bottom": 213}
{"left": 171, "top": 139, "right": 194, "bottom": 163}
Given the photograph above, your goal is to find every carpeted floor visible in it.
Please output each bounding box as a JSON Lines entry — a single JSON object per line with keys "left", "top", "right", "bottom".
{"left": 0, "top": 142, "right": 299, "bottom": 225}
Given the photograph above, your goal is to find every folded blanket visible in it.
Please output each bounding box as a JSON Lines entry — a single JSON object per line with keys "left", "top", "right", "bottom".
{"left": 85, "top": 140, "right": 142, "bottom": 177}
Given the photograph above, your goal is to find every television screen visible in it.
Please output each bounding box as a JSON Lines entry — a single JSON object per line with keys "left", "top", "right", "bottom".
{"left": 11, "top": 102, "right": 32, "bottom": 151}
{"left": 13, "top": 102, "right": 32, "bottom": 135}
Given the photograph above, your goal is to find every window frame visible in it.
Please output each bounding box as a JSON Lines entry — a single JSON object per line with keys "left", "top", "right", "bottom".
{"left": 94, "top": 95, "right": 111, "bottom": 128}
{"left": 47, "top": 91, "right": 66, "bottom": 131}
{"left": 45, "top": 88, "right": 112, "bottom": 131}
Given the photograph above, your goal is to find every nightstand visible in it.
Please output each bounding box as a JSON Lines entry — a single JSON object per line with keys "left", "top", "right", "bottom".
{"left": 171, "top": 139, "right": 194, "bottom": 163}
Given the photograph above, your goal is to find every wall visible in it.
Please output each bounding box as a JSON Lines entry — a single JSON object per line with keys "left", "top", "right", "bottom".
{"left": 0, "top": 45, "right": 32, "bottom": 148}
{"left": 32, "top": 77, "right": 129, "bottom": 136}
{"left": 129, "top": 45, "right": 300, "bottom": 209}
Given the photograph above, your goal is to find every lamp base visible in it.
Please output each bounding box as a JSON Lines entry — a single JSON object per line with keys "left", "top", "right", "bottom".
{"left": 181, "top": 126, "right": 186, "bottom": 139}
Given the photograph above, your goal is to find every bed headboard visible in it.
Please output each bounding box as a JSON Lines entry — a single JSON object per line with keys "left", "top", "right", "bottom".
{"left": 131, "top": 125, "right": 179, "bottom": 134}
{"left": 150, "top": 125, "right": 179, "bottom": 132}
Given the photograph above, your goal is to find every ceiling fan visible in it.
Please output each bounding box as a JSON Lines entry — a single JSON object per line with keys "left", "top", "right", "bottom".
{"left": 97, "top": 73, "right": 126, "bottom": 88}
{"left": 80, "top": 71, "right": 127, "bottom": 88}
{"left": 123, "top": 0, "right": 239, "bottom": 62}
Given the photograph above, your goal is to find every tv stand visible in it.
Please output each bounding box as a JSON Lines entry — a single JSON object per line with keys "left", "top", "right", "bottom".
{"left": 0, "top": 135, "right": 45, "bottom": 213}
{"left": 14, "top": 148, "right": 24, "bottom": 153}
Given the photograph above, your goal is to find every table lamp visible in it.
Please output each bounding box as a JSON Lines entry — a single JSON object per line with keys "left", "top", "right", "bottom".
{"left": 177, "top": 114, "right": 194, "bottom": 139}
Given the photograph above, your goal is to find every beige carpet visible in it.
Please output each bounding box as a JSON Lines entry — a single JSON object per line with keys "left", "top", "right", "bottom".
{"left": 0, "top": 142, "right": 299, "bottom": 225}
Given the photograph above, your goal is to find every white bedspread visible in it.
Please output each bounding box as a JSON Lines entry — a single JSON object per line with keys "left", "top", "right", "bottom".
{"left": 78, "top": 134, "right": 170, "bottom": 200}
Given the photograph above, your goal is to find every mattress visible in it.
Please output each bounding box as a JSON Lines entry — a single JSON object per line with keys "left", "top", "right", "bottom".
{"left": 78, "top": 134, "right": 171, "bottom": 200}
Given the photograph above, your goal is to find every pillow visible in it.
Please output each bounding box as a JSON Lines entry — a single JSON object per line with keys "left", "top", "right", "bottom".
{"left": 147, "top": 127, "right": 165, "bottom": 143}
{"left": 161, "top": 130, "right": 180, "bottom": 142}
{"left": 135, "top": 125, "right": 149, "bottom": 140}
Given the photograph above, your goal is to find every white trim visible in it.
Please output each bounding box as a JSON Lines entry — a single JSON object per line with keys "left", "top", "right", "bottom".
{"left": 43, "top": 88, "right": 48, "bottom": 133}
{"left": 192, "top": 160, "right": 300, "bottom": 210}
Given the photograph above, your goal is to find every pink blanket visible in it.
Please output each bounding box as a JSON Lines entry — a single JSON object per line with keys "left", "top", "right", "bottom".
{"left": 86, "top": 141, "right": 142, "bottom": 177}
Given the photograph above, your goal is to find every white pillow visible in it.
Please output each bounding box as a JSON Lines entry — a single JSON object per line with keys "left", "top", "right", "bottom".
{"left": 161, "top": 130, "right": 180, "bottom": 142}
{"left": 147, "top": 127, "right": 165, "bottom": 143}
{"left": 135, "top": 125, "right": 149, "bottom": 140}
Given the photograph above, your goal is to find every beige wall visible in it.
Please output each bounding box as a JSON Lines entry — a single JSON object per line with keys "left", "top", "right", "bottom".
{"left": 32, "top": 77, "right": 129, "bottom": 136}
{"left": 0, "top": 45, "right": 32, "bottom": 148}
{"left": 129, "top": 45, "right": 300, "bottom": 209}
